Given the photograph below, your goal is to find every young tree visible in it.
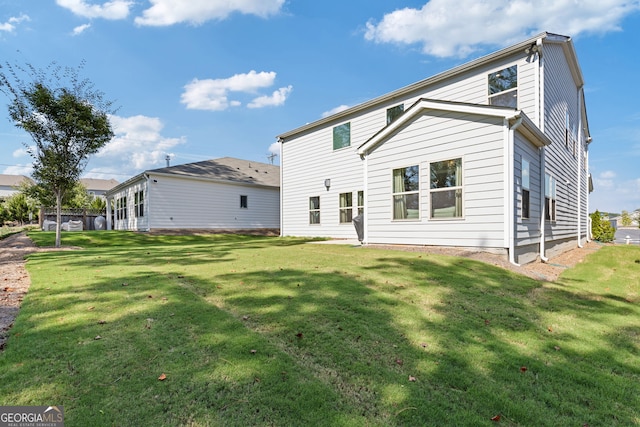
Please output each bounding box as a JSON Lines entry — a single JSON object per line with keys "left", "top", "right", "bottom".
{"left": 621, "top": 210, "right": 632, "bottom": 227}
{"left": 0, "top": 62, "right": 115, "bottom": 247}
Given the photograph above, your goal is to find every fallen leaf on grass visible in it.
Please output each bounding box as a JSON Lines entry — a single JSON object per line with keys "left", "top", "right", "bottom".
{"left": 250, "top": 349, "right": 257, "bottom": 354}
{"left": 484, "top": 319, "right": 490, "bottom": 325}
{"left": 520, "top": 366, "right": 527, "bottom": 372}
{"left": 554, "top": 346, "right": 560, "bottom": 351}
{"left": 242, "top": 315, "right": 249, "bottom": 321}
{"left": 87, "top": 306, "right": 95, "bottom": 311}
{"left": 94, "top": 335, "right": 102, "bottom": 340}
{"left": 158, "top": 373, "right": 167, "bottom": 381}
{"left": 296, "top": 332, "right": 303, "bottom": 339}
{"left": 395, "top": 358, "right": 403, "bottom": 366}
{"left": 491, "top": 414, "right": 501, "bottom": 421}
{"left": 408, "top": 376, "right": 416, "bottom": 382}
{"left": 547, "top": 326, "right": 553, "bottom": 332}
{"left": 97, "top": 320, "right": 106, "bottom": 325}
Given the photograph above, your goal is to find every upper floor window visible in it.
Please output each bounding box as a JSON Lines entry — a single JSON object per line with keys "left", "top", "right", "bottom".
{"left": 430, "top": 158, "right": 463, "bottom": 219}
{"left": 386, "top": 104, "right": 404, "bottom": 125}
{"left": 392, "top": 166, "right": 419, "bottom": 220}
{"left": 488, "top": 65, "right": 517, "bottom": 108}
{"left": 333, "top": 122, "right": 351, "bottom": 150}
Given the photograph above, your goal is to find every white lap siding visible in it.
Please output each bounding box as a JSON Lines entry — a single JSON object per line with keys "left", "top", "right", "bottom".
{"left": 365, "top": 110, "right": 506, "bottom": 247}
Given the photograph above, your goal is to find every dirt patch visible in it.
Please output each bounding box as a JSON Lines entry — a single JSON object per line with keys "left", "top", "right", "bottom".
{"left": 368, "top": 240, "right": 603, "bottom": 281}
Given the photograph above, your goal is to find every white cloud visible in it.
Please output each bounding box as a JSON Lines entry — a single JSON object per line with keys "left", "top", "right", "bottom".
{"left": 96, "top": 115, "right": 185, "bottom": 173}
{"left": 268, "top": 141, "right": 280, "bottom": 155}
{"left": 248, "top": 85, "right": 292, "bottom": 109}
{"left": 12, "top": 147, "right": 33, "bottom": 158}
{"left": 72, "top": 23, "right": 91, "bottom": 35}
{"left": 321, "top": 105, "right": 351, "bottom": 118}
{"left": 56, "top": 0, "right": 132, "bottom": 20}
{"left": 135, "top": 0, "right": 285, "bottom": 26}
{"left": 365, "top": 0, "right": 640, "bottom": 58}
{"left": 2, "top": 164, "right": 33, "bottom": 176}
{"left": 0, "top": 14, "right": 30, "bottom": 32}
{"left": 181, "top": 70, "right": 290, "bottom": 111}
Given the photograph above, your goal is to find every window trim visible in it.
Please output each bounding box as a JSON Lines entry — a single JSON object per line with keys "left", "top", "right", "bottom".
{"left": 488, "top": 65, "right": 518, "bottom": 108}
{"left": 339, "top": 192, "right": 353, "bottom": 224}
{"left": 521, "top": 158, "right": 530, "bottom": 220}
{"left": 545, "top": 173, "right": 557, "bottom": 222}
{"left": 386, "top": 104, "right": 404, "bottom": 125}
{"left": 429, "top": 157, "right": 464, "bottom": 220}
{"left": 309, "top": 196, "right": 321, "bottom": 225}
{"left": 332, "top": 122, "right": 351, "bottom": 151}
{"left": 392, "top": 165, "right": 420, "bottom": 221}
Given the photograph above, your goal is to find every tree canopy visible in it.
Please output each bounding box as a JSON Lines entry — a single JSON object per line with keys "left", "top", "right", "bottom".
{"left": 0, "top": 61, "right": 115, "bottom": 246}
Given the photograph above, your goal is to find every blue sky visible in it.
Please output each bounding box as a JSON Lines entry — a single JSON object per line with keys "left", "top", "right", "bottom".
{"left": 0, "top": 0, "right": 639, "bottom": 214}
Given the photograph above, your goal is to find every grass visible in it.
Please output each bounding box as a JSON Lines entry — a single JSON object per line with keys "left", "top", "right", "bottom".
{"left": 0, "top": 231, "right": 638, "bottom": 426}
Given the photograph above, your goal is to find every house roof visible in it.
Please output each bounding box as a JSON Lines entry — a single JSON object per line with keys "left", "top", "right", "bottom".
{"left": 79, "top": 178, "right": 119, "bottom": 192}
{"left": 357, "top": 98, "right": 552, "bottom": 156}
{"left": 277, "top": 32, "right": 580, "bottom": 142}
{"left": 107, "top": 157, "right": 279, "bottom": 196}
{"left": 0, "top": 174, "right": 33, "bottom": 187}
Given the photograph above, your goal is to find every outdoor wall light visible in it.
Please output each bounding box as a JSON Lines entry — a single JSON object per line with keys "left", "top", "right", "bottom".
{"left": 153, "top": 179, "right": 158, "bottom": 183}
{"left": 324, "top": 179, "right": 331, "bottom": 191}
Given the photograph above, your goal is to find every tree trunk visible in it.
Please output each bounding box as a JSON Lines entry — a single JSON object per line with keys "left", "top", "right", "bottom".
{"left": 55, "top": 191, "right": 62, "bottom": 248}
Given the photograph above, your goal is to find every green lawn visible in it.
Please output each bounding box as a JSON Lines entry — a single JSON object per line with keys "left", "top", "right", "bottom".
{"left": 1, "top": 231, "right": 638, "bottom": 426}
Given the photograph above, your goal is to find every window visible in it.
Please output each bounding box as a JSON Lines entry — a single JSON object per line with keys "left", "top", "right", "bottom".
{"left": 430, "top": 158, "right": 463, "bottom": 219}
{"left": 339, "top": 192, "right": 353, "bottom": 223}
{"left": 333, "top": 122, "right": 351, "bottom": 150}
{"left": 392, "top": 166, "right": 420, "bottom": 220}
{"left": 386, "top": 104, "right": 404, "bottom": 125}
{"left": 116, "top": 196, "right": 127, "bottom": 220}
{"left": 545, "top": 173, "right": 556, "bottom": 221}
{"left": 134, "top": 190, "right": 144, "bottom": 217}
{"left": 309, "top": 196, "right": 320, "bottom": 224}
{"left": 240, "top": 195, "right": 248, "bottom": 209}
{"left": 357, "top": 191, "right": 364, "bottom": 216}
{"left": 522, "top": 159, "right": 530, "bottom": 219}
{"left": 488, "top": 65, "right": 517, "bottom": 108}
{"left": 565, "top": 110, "right": 570, "bottom": 147}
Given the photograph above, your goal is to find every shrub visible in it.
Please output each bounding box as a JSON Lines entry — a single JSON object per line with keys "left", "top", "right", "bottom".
{"left": 590, "top": 210, "right": 615, "bottom": 242}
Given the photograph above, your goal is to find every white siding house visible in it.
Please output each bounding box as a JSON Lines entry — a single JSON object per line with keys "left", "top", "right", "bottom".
{"left": 277, "top": 32, "right": 592, "bottom": 265}
{"left": 105, "top": 157, "right": 280, "bottom": 232}
{"left": 0, "top": 175, "right": 33, "bottom": 198}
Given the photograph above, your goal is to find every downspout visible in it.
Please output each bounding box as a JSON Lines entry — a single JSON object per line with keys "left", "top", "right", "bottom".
{"left": 508, "top": 116, "right": 523, "bottom": 266}
{"left": 576, "top": 86, "right": 584, "bottom": 248}
{"left": 362, "top": 151, "right": 368, "bottom": 245}
{"left": 586, "top": 138, "right": 592, "bottom": 241}
{"left": 539, "top": 147, "right": 549, "bottom": 262}
{"left": 145, "top": 174, "right": 151, "bottom": 232}
{"left": 106, "top": 194, "right": 112, "bottom": 230}
{"left": 537, "top": 38, "right": 549, "bottom": 262}
{"left": 278, "top": 138, "right": 284, "bottom": 237}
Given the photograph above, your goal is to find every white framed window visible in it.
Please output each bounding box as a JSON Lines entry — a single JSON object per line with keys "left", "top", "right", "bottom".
{"left": 386, "top": 104, "right": 404, "bottom": 125}
{"left": 522, "top": 159, "right": 530, "bottom": 219}
{"left": 116, "top": 196, "right": 127, "bottom": 220}
{"left": 430, "top": 158, "right": 463, "bottom": 219}
{"left": 332, "top": 122, "right": 351, "bottom": 150}
{"left": 134, "top": 190, "right": 144, "bottom": 218}
{"left": 392, "top": 166, "right": 420, "bottom": 220}
{"left": 545, "top": 173, "right": 556, "bottom": 222}
{"left": 309, "top": 196, "right": 320, "bottom": 224}
{"left": 339, "top": 192, "right": 353, "bottom": 223}
{"left": 240, "top": 195, "right": 248, "bottom": 209}
{"left": 488, "top": 65, "right": 517, "bottom": 108}
{"left": 357, "top": 191, "right": 364, "bottom": 216}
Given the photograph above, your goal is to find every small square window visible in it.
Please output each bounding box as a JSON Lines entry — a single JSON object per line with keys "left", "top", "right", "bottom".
{"left": 240, "top": 195, "right": 248, "bottom": 209}
{"left": 488, "top": 65, "right": 517, "bottom": 108}
{"left": 386, "top": 104, "right": 404, "bottom": 125}
{"left": 333, "top": 122, "right": 351, "bottom": 150}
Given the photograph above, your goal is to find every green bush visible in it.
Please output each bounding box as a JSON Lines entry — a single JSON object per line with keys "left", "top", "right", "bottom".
{"left": 591, "top": 210, "right": 615, "bottom": 242}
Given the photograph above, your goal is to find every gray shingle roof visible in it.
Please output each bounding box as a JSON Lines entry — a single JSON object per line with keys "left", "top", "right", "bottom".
{"left": 148, "top": 157, "right": 279, "bottom": 188}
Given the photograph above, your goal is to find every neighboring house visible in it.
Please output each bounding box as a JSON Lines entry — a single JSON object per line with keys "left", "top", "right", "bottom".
{"left": 277, "top": 32, "right": 592, "bottom": 265}
{"left": 80, "top": 178, "right": 119, "bottom": 199}
{"left": 0, "top": 174, "right": 33, "bottom": 198}
{"left": 105, "top": 157, "right": 280, "bottom": 232}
